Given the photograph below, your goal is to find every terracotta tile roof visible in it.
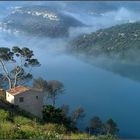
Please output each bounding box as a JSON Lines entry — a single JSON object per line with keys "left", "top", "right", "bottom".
{"left": 7, "top": 86, "right": 30, "bottom": 96}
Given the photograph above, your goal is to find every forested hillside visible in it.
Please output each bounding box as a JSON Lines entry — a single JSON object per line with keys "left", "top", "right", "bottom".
{"left": 70, "top": 22, "right": 140, "bottom": 63}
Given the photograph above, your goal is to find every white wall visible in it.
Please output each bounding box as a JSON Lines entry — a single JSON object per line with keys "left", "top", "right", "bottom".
{"left": 6, "top": 92, "right": 14, "bottom": 104}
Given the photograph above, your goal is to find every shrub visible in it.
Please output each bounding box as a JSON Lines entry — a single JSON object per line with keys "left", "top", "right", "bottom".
{"left": 0, "top": 109, "right": 9, "bottom": 122}
{"left": 14, "top": 116, "right": 33, "bottom": 125}
{"left": 0, "top": 122, "right": 14, "bottom": 139}
{"left": 42, "top": 105, "right": 74, "bottom": 131}
{"left": 42, "top": 123, "right": 67, "bottom": 134}
{"left": 0, "top": 90, "right": 6, "bottom": 101}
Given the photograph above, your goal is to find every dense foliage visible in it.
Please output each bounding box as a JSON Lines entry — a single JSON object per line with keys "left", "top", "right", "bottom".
{"left": 42, "top": 105, "right": 75, "bottom": 131}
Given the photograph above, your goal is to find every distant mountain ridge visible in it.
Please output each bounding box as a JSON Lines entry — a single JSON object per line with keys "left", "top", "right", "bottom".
{"left": 70, "top": 22, "right": 140, "bottom": 63}
{"left": 0, "top": 6, "right": 84, "bottom": 38}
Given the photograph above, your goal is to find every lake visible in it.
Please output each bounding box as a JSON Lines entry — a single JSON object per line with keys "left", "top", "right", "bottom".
{"left": 0, "top": 31, "right": 140, "bottom": 138}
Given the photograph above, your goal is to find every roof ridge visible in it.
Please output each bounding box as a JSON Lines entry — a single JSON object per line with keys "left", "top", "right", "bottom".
{"left": 7, "top": 86, "right": 30, "bottom": 96}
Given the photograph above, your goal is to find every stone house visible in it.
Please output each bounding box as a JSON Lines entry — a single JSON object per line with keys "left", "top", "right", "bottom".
{"left": 6, "top": 86, "right": 44, "bottom": 118}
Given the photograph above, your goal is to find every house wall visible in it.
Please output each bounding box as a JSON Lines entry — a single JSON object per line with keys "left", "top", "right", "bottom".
{"left": 14, "top": 90, "right": 44, "bottom": 118}
{"left": 6, "top": 92, "right": 15, "bottom": 104}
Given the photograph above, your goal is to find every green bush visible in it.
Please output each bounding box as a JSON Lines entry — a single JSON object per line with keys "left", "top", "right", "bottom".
{"left": 0, "top": 109, "right": 9, "bottom": 122}
{"left": 0, "top": 91, "right": 6, "bottom": 101}
{"left": 42, "top": 123, "right": 67, "bottom": 134}
{"left": 42, "top": 105, "right": 75, "bottom": 131}
{"left": 0, "top": 122, "right": 14, "bottom": 139}
{"left": 14, "top": 116, "right": 33, "bottom": 125}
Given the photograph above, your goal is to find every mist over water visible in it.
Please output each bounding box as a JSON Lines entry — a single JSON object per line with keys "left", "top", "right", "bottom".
{"left": 1, "top": 2, "right": 140, "bottom": 138}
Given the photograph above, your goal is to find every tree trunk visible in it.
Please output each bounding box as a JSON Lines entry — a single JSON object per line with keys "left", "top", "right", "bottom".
{"left": 8, "top": 78, "right": 12, "bottom": 89}
{"left": 0, "top": 59, "right": 12, "bottom": 89}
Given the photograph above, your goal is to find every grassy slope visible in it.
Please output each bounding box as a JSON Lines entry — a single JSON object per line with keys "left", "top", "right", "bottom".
{"left": 0, "top": 91, "right": 117, "bottom": 139}
{"left": 0, "top": 91, "right": 65, "bottom": 139}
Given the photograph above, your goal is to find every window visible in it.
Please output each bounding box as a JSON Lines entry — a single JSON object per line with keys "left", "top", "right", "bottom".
{"left": 36, "top": 96, "right": 38, "bottom": 99}
{"left": 19, "top": 97, "right": 24, "bottom": 102}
